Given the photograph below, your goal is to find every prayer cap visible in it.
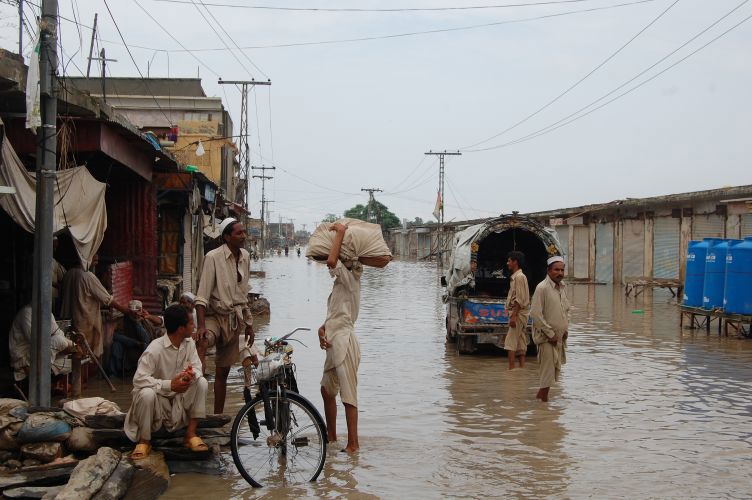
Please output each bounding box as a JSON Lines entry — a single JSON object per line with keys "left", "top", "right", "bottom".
{"left": 219, "top": 217, "right": 238, "bottom": 234}
{"left": 547, "top": 255, "right": 565, "bottom": 266}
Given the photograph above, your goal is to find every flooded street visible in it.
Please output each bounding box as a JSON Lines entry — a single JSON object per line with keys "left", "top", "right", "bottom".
{"left": 101, "top": 256, "right": 752, "bottom": 498}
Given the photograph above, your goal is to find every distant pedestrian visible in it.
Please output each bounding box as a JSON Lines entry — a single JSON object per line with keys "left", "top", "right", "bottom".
{"left": 530, "top": 256, "right": 570, "bottom": 402}
{"left": 503, "top": 251, "right": 530, "bottom": 370}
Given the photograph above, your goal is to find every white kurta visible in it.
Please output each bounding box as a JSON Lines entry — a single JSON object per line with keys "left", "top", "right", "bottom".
{"left": 503, "top": 269, "right": 531, "bottom": 354}
{"left": 9, "top": 304, "right": 74, "bottom": 381}
{"left": 124, "top": 335, "right": 207, "bottom": 442}
{"left": 59, "top": 267, "right": 112, "bottom": 357}
{"left": 321, "top": 262, "right": 362, "bottom": 407}
{"left": 530, "top": 275, "right": 570, "bottom": 388}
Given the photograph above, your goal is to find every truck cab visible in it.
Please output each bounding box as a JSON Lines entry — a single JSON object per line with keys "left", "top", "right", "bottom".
{"left": 443, "top": 215, "right": 564, "bottom": 354}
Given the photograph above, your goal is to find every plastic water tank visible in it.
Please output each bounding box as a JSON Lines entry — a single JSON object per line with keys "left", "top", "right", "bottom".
{"left": 723, "top": 237, "right": 752, "bottom": 315}
{"left": 702, "top": 239, "right": 737, "bottom": 309}
{"left": 683, "top": 238, "right": 721, "bottom": 307}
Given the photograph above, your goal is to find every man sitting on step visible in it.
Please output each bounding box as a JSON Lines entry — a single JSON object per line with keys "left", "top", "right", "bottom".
{"left": 124, "top": 304, "right": 209, "bottom": 459}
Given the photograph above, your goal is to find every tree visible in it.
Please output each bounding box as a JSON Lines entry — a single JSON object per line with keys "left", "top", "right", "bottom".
{"left": 343, "top": 201, "right": 401, "bottom": 230}
{"left": 322, "top": 213, "right": 338, "bottom": 223}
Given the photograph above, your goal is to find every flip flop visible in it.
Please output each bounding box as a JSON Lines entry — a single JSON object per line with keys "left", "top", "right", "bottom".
{"left": 131, "top": 443, "right": 151, "bottom": 460}
{"left": 184, "top": 436, "right": 209, "bottom": 452}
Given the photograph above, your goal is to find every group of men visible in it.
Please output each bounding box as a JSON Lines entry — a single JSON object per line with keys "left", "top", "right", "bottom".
{"left": 502, "top": 251, "right": 570, "bottom": 402}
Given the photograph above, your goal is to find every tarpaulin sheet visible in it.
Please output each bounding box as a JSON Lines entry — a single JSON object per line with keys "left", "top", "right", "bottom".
{"left": 0, "top": 118, "right": 107, "bottom": 268}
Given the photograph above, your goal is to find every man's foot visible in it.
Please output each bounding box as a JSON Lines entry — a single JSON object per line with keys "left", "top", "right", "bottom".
{"left": 184, "top": 436, "right": 209, "bottom": 452}
{"left": 131, "top": 442, "right": 151, "bottom": 460}
{"left": 340, "top": 445, "right": 359, "bottom": 454}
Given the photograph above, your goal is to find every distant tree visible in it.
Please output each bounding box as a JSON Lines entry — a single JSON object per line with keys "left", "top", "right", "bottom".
{"left": 343, "top": 201, "right": 400, "bottom": 230}
{"left": 413, "top": 217, "right": 424, "bottom": 225}
{"left": 322, "top": 213, "right": 338, "bottom": 223}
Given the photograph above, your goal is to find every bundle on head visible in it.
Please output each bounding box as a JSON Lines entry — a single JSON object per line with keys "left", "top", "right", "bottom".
{"left": 306, "top": 218, "right": 392, "bottom": 268}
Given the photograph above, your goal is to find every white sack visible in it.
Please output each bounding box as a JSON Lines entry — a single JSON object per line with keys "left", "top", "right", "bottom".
{"left": 306, "top": 218, "right": 391, "bottom": 262}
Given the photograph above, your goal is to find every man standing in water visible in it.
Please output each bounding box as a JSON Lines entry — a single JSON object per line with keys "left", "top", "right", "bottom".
{"left": 530, "top": 256, "right": 570, "bottom": 402}
{"left": 317, "top": 222, "right": 390, "bottom": 453}
{"left": 195, "top": 218, "right": 254, "bottom": 414}
{"left": 503, "top": 251, "right": 530, "bottom": 370}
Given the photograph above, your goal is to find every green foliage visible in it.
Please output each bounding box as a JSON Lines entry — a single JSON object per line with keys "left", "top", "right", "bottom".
{"left": 321, "top": 213, "right": 338, "bottom": 223}
{"left": 343, "top": 201, "right": 400, "bottom": 230}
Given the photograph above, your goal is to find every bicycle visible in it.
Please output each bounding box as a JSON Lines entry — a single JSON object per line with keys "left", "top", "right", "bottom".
{"left": 230, "top": 328, "right": 327, "bottom": 488}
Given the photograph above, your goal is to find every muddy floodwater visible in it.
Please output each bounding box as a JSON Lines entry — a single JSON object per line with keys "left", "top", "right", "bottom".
{"left": 89, "top": 256, "right": 752, "bottom": 498}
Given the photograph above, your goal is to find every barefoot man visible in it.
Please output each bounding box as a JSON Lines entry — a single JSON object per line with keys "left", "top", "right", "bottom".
{"left": 504, "top": 251, "right": 530, "bottom": 370}
{"left": 530, "top": 256, "right": 570, "bottom": 402}
{"left": 125, "top": 305, "right": 208, "bottom": 459}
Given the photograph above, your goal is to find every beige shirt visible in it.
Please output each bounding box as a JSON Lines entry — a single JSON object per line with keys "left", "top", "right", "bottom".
{"left": 196, "top": 244, "right": 251, "bottom": 320}
{"left": 530, "top": 275, "right": 570, "bottom": 343}
{"left": 9, "top": 304, "right": 74, "bottom": 380}
{"left": 506, "top": 269, "right": 530, "bottom": 320}
{"left": 131, "top": 334, "right": 203, "bottom": 396}
{"left": 51, "top": 259, "right": 66, "bottom": 302}
{"left": 324, "top": 262, "right": 361, "bottom": 371}
{"left": 59, "top": 267, "right": 112, "bottom": 356}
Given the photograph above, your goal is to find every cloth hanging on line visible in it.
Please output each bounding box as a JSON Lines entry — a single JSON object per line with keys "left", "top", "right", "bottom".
{"left": 0, "top": 118, "right": 107, "bottom": 268}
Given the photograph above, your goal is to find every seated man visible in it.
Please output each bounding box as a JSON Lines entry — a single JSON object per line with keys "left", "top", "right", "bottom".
{"left": 124, "top": 305, "right": 209, "bottom": 459}
{"left": 9, "top": 303, "right": 76, "bottom": 389}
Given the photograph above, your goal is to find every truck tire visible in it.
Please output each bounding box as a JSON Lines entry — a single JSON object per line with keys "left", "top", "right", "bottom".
{"left": 445, "top": 316, "right": 456, "bottom": 343}
{"left": 457, "top": 335, "right": 477, "bottom": 355}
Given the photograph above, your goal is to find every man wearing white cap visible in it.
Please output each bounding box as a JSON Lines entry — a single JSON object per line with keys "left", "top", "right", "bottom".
{"left": 530, "top": 255, "right": 570, "bottom": 402}
{"left": 195, "top": 218, "right": 254, "bottom": 414}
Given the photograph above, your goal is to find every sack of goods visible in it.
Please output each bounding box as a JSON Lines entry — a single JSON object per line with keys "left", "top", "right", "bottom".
{"left": 306, "top": 218, "right": 392, "bottom": 265}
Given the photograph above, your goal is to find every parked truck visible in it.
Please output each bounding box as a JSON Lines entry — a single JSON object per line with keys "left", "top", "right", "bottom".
{"left": 443, "top": 214, "right": 565, "bottom": 354}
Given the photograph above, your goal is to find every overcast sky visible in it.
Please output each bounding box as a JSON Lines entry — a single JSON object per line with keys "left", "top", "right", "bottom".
{"left": 1, "top": 0, "right": 750, "bottom": 231}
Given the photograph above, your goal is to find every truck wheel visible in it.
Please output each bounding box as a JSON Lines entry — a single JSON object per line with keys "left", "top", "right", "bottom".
{"left": 445, "top": 316, "right": 456, "bottom": 343}
{"left": 457, "top": 336, "right": 477, "bottom": 355}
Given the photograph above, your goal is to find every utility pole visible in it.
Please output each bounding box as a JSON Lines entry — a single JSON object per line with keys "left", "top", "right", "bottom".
{"left": 360, "top": 188, "right": 382, "bottom": 223}
{"left": 251, "top": 165, "right": 275, "bottom": 257}
{"left": 217, "top": 79, "right": 271, "bottom": 216}
{"left": 87, "top": 46, "right": 116, "bottom": 102}
{"left": 18, "top": 0, "right": 23, "bottom": 55}
{"left": 424, "top": 150, "right": 461, "bottom": 268}
{"left": 85, "top": 13, "right": 98, "bottom": 78}
{"left": 30, "top": 0, "right": 58, "bottom": 408}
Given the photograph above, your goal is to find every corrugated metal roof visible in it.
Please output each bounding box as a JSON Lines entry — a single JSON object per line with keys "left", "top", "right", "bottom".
{"left": 66, "top": 77, "right": 207, "bottom": 98}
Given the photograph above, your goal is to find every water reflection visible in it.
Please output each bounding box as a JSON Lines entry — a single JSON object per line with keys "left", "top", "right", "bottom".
{"left": 81, "top": 255, "right": 752, "bottom": 498}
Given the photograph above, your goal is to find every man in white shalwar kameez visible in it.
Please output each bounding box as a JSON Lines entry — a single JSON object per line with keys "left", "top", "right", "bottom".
{"left": 316, "top": 222, "right": 390, "bottom": 454}
{"left": 125, "top": 305, "right": 208, "bottom": 459}
{"left": 530, "top": 256, "right": 570, "bottom": 402}
{"left": 503, "top": 251, "right": 530, "bottom": 370}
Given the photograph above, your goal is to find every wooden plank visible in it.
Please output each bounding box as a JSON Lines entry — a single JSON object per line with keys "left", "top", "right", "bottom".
{"left": 85, "top": 413, "right": 230, "bottom": 430}
{"left": 3, "top": 485, "right": 63, "bottom": 498}
{"left": 123, "top": 451, "right": 169, "bottom": 500}
{"left": 0, "top": 464, "right": 75, "bottom": 490}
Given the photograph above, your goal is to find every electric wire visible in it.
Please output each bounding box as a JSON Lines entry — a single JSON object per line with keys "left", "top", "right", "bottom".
{"left": 460, "top": 0, "right": 682, "bottom": 150}
{"left": 464, "top": 0, "right": 752, "bottom": 152}
{"left": 385, "top": 155, "right": 428, "bottom": 192}
{"left": 188, "top": 0, "right": 254, "bottom": 78}
{"left": 152, "top": 0, "right": 630, "bottom": 13}
{"left": 102, "top": 0, "right": 173, "bottom": 125}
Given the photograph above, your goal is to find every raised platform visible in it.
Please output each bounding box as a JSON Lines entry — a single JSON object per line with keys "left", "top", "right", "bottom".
{"left": 679, "top": 305, "right": 752, "bottom": 337}
{"left": 625, "top": 277, "right": 682, "bottom": 297}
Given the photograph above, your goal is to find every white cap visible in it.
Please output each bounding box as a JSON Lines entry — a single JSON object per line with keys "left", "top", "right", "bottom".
{"left": 219, "top": 217, "right": 238, "bottom": 234}
{"left": 547, "top": 256, "right": 565, "bottom": 266}
{"left": 180, "top": 291, "right": 196, "bottom": 303}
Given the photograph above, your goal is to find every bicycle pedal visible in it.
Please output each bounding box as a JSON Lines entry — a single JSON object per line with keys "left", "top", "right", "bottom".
{"left": 291, "top": 437, "right": 309, "bottom": 447}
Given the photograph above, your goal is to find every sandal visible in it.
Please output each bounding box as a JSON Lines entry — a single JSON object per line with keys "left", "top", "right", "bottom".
{"left": 184, "top": 436, "right": 209, "bottom": 452}
{"left": 131, "top": 443, "right": 151, "bottom": 460}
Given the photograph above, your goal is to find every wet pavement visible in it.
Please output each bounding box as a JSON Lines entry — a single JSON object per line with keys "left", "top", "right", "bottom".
{"left": 89, "top": 255, "right": 752, "bottom": 498}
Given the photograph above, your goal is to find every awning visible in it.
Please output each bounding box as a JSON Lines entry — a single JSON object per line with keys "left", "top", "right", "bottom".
{"left": 0, "top": 118, "right": 107, "bottom": 268}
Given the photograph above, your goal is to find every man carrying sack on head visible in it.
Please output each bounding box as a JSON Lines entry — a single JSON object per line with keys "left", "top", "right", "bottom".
{"left": 195, "top": 218, "right": 254, "bottom": 414}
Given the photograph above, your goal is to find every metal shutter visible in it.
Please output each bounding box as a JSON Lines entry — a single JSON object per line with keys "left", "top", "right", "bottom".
{"left": 418, "top": 233, "right": 431, "bottom": 259}
{"left": 182, "top": 212, "right": 192, "bottom": 292}
{"left": 573, "top": 226, "right": 589, "bottom": 279}
{"left": 692, "top": 214, "right": 725, "bottom": 239}
{"left": 622, "top": 219, "right": 645, "bottom": 280}
{"left": 741, "top": 214, "right": 752, "bottom": 238}
{"left": 595, "top": 223, "right": 614, "bottom": 283}
{"left": 653, "top": 217, "right": 680, "bottom": 279}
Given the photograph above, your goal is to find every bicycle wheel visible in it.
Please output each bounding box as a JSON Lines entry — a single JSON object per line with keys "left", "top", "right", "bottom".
{"left": 231, "top": 391, "right": 327, "bottom": 488}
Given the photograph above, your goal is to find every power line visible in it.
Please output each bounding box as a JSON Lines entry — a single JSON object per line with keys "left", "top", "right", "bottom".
{"left": 188, "top": 0, "right": 254, "bottom": 78}
{"left": 152, "top": 0, "right": 630, "bottom": 12}
{"left": 94, "top": 0, "right": 657, "bottom": 52}
{"left": 101, "top": 0, "right": 173, "bottom": 125}
{"left": 460, "top": 0, "right": 682, "bottom": 150}
{"left": 464, "top": 0, "right": 752, "bottom": 152}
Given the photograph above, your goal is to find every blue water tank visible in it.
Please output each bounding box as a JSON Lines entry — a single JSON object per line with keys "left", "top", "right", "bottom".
{"left": 703, "top": 239, "right": 737, "bottom": 309}
{"left": 683, "top": 238, "right": 721, "bottom": 307}
{"left": 724, "top": 237, "right": 752, "bottom": 315}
